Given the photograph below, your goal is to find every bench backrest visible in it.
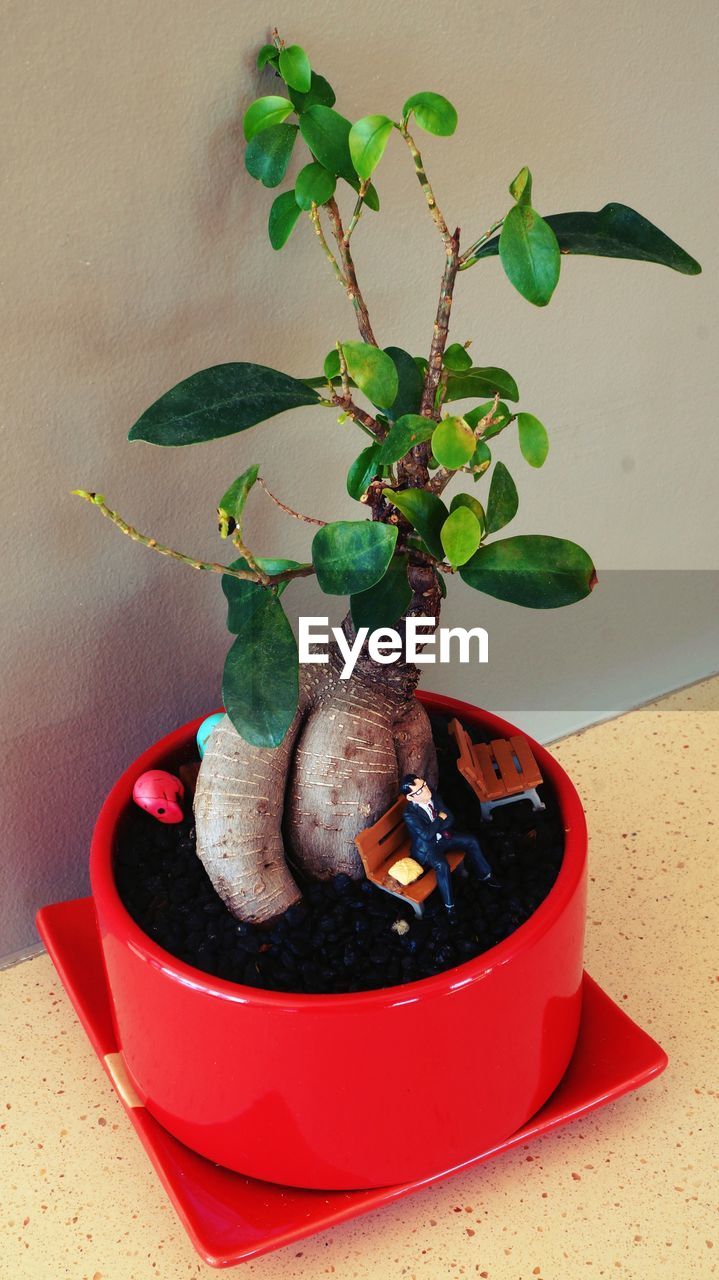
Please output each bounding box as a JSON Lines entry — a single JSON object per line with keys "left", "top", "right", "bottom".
{"left": 354, "top": 796, "right": 410, "bottom": 876}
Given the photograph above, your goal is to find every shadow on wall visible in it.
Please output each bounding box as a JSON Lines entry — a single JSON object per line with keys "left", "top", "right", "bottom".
{"left": 3, "top": 570, "right": 226, "bottom": 958}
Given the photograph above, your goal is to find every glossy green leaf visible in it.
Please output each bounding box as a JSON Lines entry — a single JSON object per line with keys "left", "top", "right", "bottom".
{"left": 346, "top": 443, "right": 381, "bottom": 500}
{"left": 278, "top": 44, "right": 311, "bottom": 94}
{"left": 376, "top": 414, "right": 435, "bottom": 464}
{"left": 509, "top": 165, "right": 532, "bottom": 205}
{"left": 499, "top": 203, "right": 561, "bottom": 306}
{"left": 431, "top": 416, "right": 476, "bottom": 469}
{"left": 341, "top": 341, "right": 398, "bottom": 409}
{"left": 460, "top": 535, "right": 596, "bottom": 609}
{"left": 223, "top": 555, "right": 310, "bottom": 626}
{"left": 384, "top": 346, "right": 424, "bottom": 419}
{"left": 361, "top": 181, "right": 381, "bottom": 211}
{"left": 128, "top": 363, "right": 319, "bottom": 446}
{"left": 402, "top": 91, "right": 457, "bottom": 136}
{"left": 299, "top": 105, "right": 355, "bottom": 182}
{"left": 450, "top": 492, "right": 486, "bottom": 538}
{"left": 349, "top": 114, "right": 394, "bottom": 179}
{"left": 312, "top": 520, "right": 397, "bottom": 594}
{"left": 288, "top": 71, "right": 336, "bottom": 113}
{"left": 382, "top": 487, "right": 448, "bottom": 560}
{"left": 485, "top": 461, "right": 519, "bottom": 534}
{"left": 472, "top": 203, "right": 701, "bottom": 275}
{"left": 294, "top": 162, "right": 336, "bottom": 210}
{"left": 442, "top": 343, "right": 472, "bottom": 372}
{"left": 245, "top": 123, "right": 298, "bottom": 188}
{"left": 464, "top": 400, "right": 513, "bottom": 439}
{"left": 217, "top": 465, "right": 259, "bottom": 537}
{"left": 517, "top": 412, "right": 549, "bottom": 467}
{"left": 243, "top": 95, "right": 294, "bottom": 142}
{"left": 445, "top": 367, "right": 519, "bottom": 403}
{"left": 441, "top": 506, "right": 481, "bottom": 568}
{"left": 257, "top": 44, "right": 279, "bottom": 70}
{"left": 470, "top": 439, "right": 491, "bottom": 479}
{"left": 222, "top": 591, "right": 299, "bottom": 747}
{"left": 350, "top": 554, "right": 412, "bottom": 630}
{"left": 268, "top": 190, "right": 302, "bottom": 249}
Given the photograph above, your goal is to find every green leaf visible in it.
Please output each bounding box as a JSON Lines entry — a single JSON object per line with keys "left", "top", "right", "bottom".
{"left": 350, "top": 554, "right": 412, "bottom": 630}
{"left": 450, "top": 492, "right": 486, "bottom": 538}
{"left": 268, "top": 190, "right": 302, "bottom": 249}
{"left": 299, "top": 105, "right": 355, "bottom": 183}
{"left": 243, "top": 95, "right": 294, "bottom": 142}
{"left": 245, "top": 123, "right": 298, "bottom": 188}
{"left": 382, "top": 488, "right": 448, "bottom": 559}
{"left": 313, "top": 520, "right": 397, "bottom": 594}
{"left": 470, "top": 439, "right": 492, "bottom": 480}
{"left": 278, "top": 44, "right": 311, "bottom": 94}
{"left": 257, "top": 44, "right": 279, "bottom": 70}
{"left": 223, "top": 555, "right": 309, "bottom": 626}
{"left": 294, "top": 162, "right": 336, "bottom": 210}
{"left": 361, "top": 181, "right": 381, "bottom": 212}
{"left": 460, "top": 535, "right": 596, "bottom": 609}
{"left": 349, "top": 114, "right": 394, "bottom": 179}
{"left": 217, "top": 464, "right": 259, "bottom": 537}
{"left": 464, "top": 400, "right": 513, "bottom": 439}
{"left": 499, "top": 203, "right": 561, "bottom": 306}
{"left": 509, "top": 165, "right": 532, "bottom": 205}
{"left": 442, "top": 343, "right": 472, "bottom": 372}
{"left": 472, "top": 203, "right": 701, "bottom": 275}
{"left": 445, "top": 367, "right": 519, "bottom": 403}
{"left": 402, "top": 91, "right": 457, "bottom": 136}
{"left": 341, "top": 342, "right": 398, "bottom": 409}
{"left": 517, "top": 412, "right": 549, "bottom": 467}
{"left": 485, "top": 461, "right": 519, "bottom": 534}
{"left": 288, "top": 71, "right": 336, "bottom": 113}
{"left": 128, "top": 363, "right": 319, "bottom": 446}
{"left": 431, "top": 416, "right": 476, "bottom": 469}
{"left": 222, "top": 591, "right": 299, "bottom": 747}
{"left": 346, "top": 443, "right": 381, "bottom": 500}
{"left": 441, "top": 506, "right": 481, "bottom": 568}
{"left": 376, "top": 414, "right": 434, "bottom": 464}
{"left": 384, "top": 346, "right": 424, "bottom": 419}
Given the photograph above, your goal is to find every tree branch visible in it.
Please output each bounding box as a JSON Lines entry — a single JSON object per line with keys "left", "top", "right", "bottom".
{"left": 398, "top": 123, "right": 452, "bottom": 245}
{"left": 326, "top": 198, "right": 378, "bottom": 345}
{"left": 459, "top": 215, "right": 505, "bottom": 269}
{"left": 256, "top": 477, "right": 326, "bottom": 526}
{"left": 72, "top": 491, "right": 316, "bottom": 586}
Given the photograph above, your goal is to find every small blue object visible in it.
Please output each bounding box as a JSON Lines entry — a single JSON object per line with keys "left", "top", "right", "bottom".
{"left": 197, "top": 712, "right": 225, "bottom": 759}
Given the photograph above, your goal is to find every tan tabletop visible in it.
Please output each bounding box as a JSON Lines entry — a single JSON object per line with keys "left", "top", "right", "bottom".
{"left": 2, "top": 677, "right": 717, "bottom": 1280}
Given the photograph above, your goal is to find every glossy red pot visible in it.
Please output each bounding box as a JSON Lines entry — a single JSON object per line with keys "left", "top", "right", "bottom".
{"left": 90, "top": 691, "right": 587, "bottom": 1191}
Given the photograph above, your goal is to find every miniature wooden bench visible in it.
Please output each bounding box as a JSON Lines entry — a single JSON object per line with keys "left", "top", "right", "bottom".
{"left": 448, "top": 718, "right": 545, "bottom": 822}
{"left": 354, "top": 796, "right": 465, "bottom": 918}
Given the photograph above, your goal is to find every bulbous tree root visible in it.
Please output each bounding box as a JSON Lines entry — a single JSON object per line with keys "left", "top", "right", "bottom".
{"left": 193, "top": 621, "right": 438, "bottom": 924}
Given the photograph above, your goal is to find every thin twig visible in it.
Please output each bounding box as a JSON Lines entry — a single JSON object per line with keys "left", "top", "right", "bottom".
{"left": 345, "top": 183, "right": 368, "bottom": 241}
{"left": 308, "top": 207, "right": 346, "bottom": 287}
{"left": 257, "top": 477, "right": 326, "bottom": 526}
{"left": 398, "top": 123, "right": 452, "bottom": 245}
{"left": 72, "top": 491, "right": 316, "bottom": 585}
{"left": 458, "top": 216, "right": 505, "bottom": 269}
{"left": 326, "top": 198, "right": 378, "bottom": 346}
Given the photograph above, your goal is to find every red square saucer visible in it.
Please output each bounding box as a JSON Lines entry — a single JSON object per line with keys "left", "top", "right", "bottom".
{"left": 36, "top": 898, "right": 667, "bottom": 1269}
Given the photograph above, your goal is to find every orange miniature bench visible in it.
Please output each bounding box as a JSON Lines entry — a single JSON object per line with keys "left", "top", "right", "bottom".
{"left": 354, "top": 796, "right": 465, "bottom": 918}
{"left": 448, "top": 718, "right": 545, "bottom": 822}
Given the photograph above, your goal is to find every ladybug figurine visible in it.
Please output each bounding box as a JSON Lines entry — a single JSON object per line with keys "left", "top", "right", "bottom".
{"left": 132, "top": 769, "right": 185, "bottom": 824}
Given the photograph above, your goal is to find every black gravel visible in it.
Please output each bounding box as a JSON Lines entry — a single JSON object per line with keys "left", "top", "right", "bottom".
{"left": 114, "top": 712, "right": 564, "bottom": 994}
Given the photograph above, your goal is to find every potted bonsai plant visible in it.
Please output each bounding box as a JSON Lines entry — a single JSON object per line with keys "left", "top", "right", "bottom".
{"left": 72, "top": 30, "right": 700, "bottom": 1191}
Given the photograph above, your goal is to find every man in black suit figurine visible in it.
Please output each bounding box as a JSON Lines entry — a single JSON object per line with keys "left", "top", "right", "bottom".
{"left": 400, "top": 774, "right": 500, "bottom": 920}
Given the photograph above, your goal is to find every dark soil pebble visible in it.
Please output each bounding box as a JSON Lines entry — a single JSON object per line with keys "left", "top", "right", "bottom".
{"left": 114, "top": 711, "right": 564, "bottom": 995}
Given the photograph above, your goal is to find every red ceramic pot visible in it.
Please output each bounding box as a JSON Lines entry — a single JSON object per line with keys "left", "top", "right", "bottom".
{"left": 90, "top": 691, "right": 587, "bottom": 1191}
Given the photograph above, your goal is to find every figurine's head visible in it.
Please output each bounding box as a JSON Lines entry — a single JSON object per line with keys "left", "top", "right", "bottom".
{"left": 401, "top": 775, "right": 431, "bottom": 806}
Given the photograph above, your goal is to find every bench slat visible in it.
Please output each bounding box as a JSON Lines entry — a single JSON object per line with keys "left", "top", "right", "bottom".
{"left": 471, "top": 742, "right": 505, "bottom": 800}
{"left": 491, "top": 737, "right": 527, "bottom": 795}
{"left": 510, "top": 735, "right": 543, "bottom": 787}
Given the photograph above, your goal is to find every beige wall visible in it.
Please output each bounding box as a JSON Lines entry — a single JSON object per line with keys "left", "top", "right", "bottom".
{"left": 2, "top": 0, "right": 717, "bottom": 957}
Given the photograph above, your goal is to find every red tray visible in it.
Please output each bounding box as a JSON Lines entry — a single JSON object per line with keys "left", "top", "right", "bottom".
{"left": 37, "top": 898, "right": 667, "bottom": 1269}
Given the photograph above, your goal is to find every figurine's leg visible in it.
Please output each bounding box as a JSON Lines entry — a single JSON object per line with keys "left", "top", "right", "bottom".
{"left": 443, "top": 835, "right": 492, "bottom": 880}
{"left": 428, "top": 854, "right": 454, "bottom": 911}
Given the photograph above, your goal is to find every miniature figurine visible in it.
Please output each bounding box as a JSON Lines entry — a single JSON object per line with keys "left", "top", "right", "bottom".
{"left": 132, "top": 770, "right": 185, "bottom": 823}
{"left": 400, "top": 775, "right": 500, "bottom": 919}
{"left": 196, "top": 712, "right": 225, "bottom": 759}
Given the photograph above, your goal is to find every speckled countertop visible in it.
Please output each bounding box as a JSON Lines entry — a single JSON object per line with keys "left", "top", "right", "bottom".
{"left": 2, "top": 677, "right": 717, "bottom": 1280}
